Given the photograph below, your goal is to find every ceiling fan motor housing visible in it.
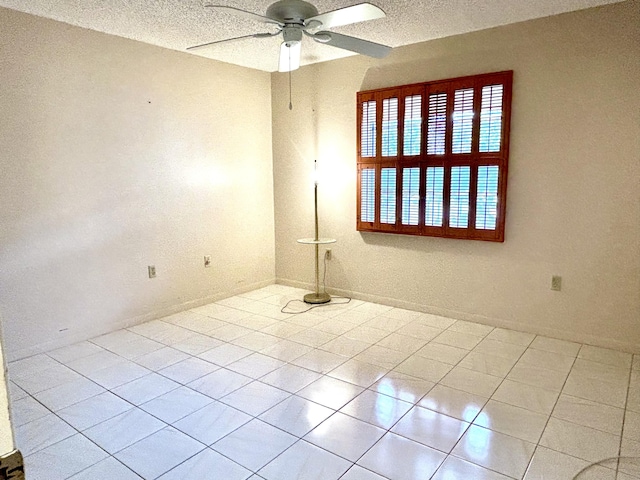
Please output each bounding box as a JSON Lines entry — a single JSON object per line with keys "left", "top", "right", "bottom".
{"left": 266, "top": 0, "right": 319, "bottom": 25}
{"left": 282, "top": 26, "right": 303, "bottom": 46}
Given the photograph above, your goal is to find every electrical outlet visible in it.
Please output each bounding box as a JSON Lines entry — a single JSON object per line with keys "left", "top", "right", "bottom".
{"left": 148, "top": 265, "right": 156, "bottom": 278}
{"left": 551, "top": 275, "right": 562, "bottom": 291}
{"left": 325, "top": 249, "right": 332, "bottom": 260}
{"left": 204, "top": 255, "right": 211, "bottom": 268}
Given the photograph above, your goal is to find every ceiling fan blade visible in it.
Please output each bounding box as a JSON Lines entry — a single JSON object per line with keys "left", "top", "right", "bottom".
{"left": 205, "top": 4, "right": 283, "bottom": 26}
{"left": 313, "top": 31, "right": 391, "bottom": 58}
{"left": 306, "top": 3, "right": 385, "bottom": 30}
{"left": 278, "top": 41, "right": 301, "bottom": 72}
{"left": 187, "top": 33, "right": 270, "bottom": 51}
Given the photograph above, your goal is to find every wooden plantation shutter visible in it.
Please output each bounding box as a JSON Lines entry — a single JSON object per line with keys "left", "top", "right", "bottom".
{"left": 356, "top": 70, "right": 512, "bottom": 241}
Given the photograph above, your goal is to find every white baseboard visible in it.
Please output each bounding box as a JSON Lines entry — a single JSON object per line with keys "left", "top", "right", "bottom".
{"left": 6, "top": 277, "right": 275, "bottom": 362}
{"left": 276, "top": 278, "right": 640, "bottom": 354}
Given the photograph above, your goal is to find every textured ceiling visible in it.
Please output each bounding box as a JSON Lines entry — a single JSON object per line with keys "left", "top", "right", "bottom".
{"left": 0, "top": 0, "right": 623, "bottom": 72}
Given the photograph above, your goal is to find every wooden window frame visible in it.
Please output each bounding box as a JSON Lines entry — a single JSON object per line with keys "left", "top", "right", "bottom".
{"left": 356, "top": 71, "right": 513, "bottom": 242}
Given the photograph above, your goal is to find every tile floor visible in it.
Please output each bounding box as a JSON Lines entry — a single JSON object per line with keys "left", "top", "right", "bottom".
{"left": 6, "top": 284, "right": 640, "bottom": 479}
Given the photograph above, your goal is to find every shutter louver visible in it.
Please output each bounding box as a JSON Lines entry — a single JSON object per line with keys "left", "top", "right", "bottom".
{"left": 361, "top": 101, "right": 376, "bottom": 158}
{"left": 401, "top": 167, "right": 420, "bottom": 225}
{"left": 452, "top": 88, "right": 474, "bottom": 154}
{"left": 403, "top": 95, "right": 422, "bottom": 156}
{"left": 450, "top": 166, "right": 471, "bottom": 228}
{"left": 476, "top": 166, "right": 499, "bottom": 230}
{"left": 425, "top": 167, "right": 445, "bottom": 227}
{"left": 380, "top": 168, "right": 397, "bottom": 224}
{"left": 479, "top": 85, "right": 504, "bottom": 153}
{"left": 360, "top": 168, "right": 375, "bottom": 223}
{"left": 382, "top": 98, "right": 398, "bottom": 157}
{"left": 427, "top": 93, "right": 447, "bottom": 155}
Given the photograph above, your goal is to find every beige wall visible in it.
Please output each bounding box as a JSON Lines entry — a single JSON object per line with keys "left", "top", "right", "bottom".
{"left": 0, "top": 8, "right": 275, "bottom": 360}
{"left": 273, "top": 1, "right": 640, "bottom": 352}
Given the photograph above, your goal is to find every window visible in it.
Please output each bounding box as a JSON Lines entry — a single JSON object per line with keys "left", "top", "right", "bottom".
{"left": 356, "top": 71, "right": 513, "bottom": 242}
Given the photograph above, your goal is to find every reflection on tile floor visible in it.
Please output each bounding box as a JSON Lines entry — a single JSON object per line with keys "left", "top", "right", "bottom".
{"left": 7, "top": 284, "right": 640, "bottom": 479}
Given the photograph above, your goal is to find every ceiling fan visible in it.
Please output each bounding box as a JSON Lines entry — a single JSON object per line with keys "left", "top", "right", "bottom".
{"left": 187, "top": 0, "right": 392, "bottom": 72}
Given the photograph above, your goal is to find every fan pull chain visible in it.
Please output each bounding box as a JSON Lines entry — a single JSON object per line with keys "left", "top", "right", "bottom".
{"left": 288, "top": 46, "right": 293, "bottom": 110}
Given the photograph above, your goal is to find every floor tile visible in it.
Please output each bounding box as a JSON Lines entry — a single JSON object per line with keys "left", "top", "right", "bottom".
{"left": 11, "top": 396, "right": 51, "bottom": 427}
{"left": 258, "top": 395, "right": 334, "bottom": 437}
{"left": 518, "top": 348, "right": 575, "bottom": 374}
{"left": 298, "top": 376, "right": 364, "bottom": 410}
{"left": 25, "top": 433, "right": 108, "bottom": 480}
{"left": 260, "top": 439, "right": 352, "bottom": 480}
{"left": 432, "top": 455, "right": 512, "bottom": 480}
{"left": 83, "top": 407, "right": 165, "bottom": 454}
{"left": 305, "top": 411, "right": 385, "bottom": 461}
{"left": 416, "top": 314, "right": 456, "bottom": 330}
{"left": 394, "top": 355, "right": 453, "bottom": 383}
{"left": 9, "top": 354, "right": 60, "bottom": 377}
{"left": 452, "top": 424, "right": 536, "bottom": 479}
{"left": 364, "top": 314, "right": 414, "bottom": 332}
{"left": 328, "top": 358, "right": 388, "bottom": 387}
{"left": 457, "top": 351, "right": 516, "bottom": 377}
{"left": 624, "top": 410, "right": 640, "bottom": 442}
{"left": 158, "top": 448, "right": 251, "bottom": 480}
{"left": 48, "top": 341, "right": 104, "bottom": 364}
{"left": 8, "top": 381, "right": 28, "bottom": 401}
{"left": 112, "top": 372, "right": 180, "bottom": 405}
{"left": 187, "top": 368, "right": 252, "bottom": 399}
{"left": 473, "top": 338, "right": 527, "bottom": 360}
{"left": 173, "top": 401, "right": 252, "bottom": 445}
{"left": 12, "top": 362, "right": 83, "bottom": 394}
{"left": 529, "top": 336, "right": 581, "bottom": 357}
{"left": 128, "top": 321, "right": 195, "bottom": 345}
{"left": 552, "top": 394, "right": 624, "bottom": 435}
{"left": 115, "top": 426, "right": 205, "bottom": 479}
{"left": 486, "top": 328, "right": 535, "bottom": 346}
{"left": 261, "top": 323, "right": 307, "bottom": 340}
{"left": 291, "top": 348, "right": 349, "bottom": 373}
{"left": 133, "top": 346, "right": 190, "bottom": 371}
{"left": 432, "top": 330, "right": 483, "bottom": 350}
{"left": 319, "top": 336, "right": 371, "bottom": 357}
{"left": 198, "top": 342, "right": 253, "bottom": 366}
{"left": 357, "top": 432, "right": 446, "bottom": 480}
{"left": 370, "top": 371, "right": 435, "bottom": 404}
{"left": 340, "top": 465, "right": 388, "bottom": 480}
{"left": 396, "top": 322, "right": 442, "bottom": 341}
{"left": 440, "top": 366, "right": 503, "bottom": 398}
{"left": 261, "top": 338, "right": 314, "bottom": 361}
{"left": 419, "top": 384, "right": 487, "bottom": 423}
{"left": 287, "top": 328, "right": 337, "bottom": 347}
{"left": 84, "top": 360, "right": 150, "bottom": 389}
{"left": 226, "top": 352, "right": 286, "bottom": 378}
{"left": 68, "top": 456, "right": 142, "bottom": 479}
{"left": 448, "top": 320, "right": 494, "bottom": 337}
{"left": 492, "top": 379, "right": 559, "bottom": 414}
{"left": 170, "top": 332, "right": 223, "bottom": 355}
{"left": 231, "top": 331, "right": 282, "bottom": 351}
{"left": 474, "top": 399, "right": 548, "bottom": 443}
{"left": 562, "top": 370, "right": 628, "bottom": 408}
{"left": 539, "top": 417, "right": 620, "bottom": 463}
{"left": 165, "top": 310, "right": 227, "bottom": 334}
{"left": 260, "top": 364, "right": 322, "bottom": 393}
{"left": 57, "top": 391, "right": 134, "bottom": 431}
{"left": 523, "top": 446, "right": 615, "bottom": 480}
{"left": 220, "top": 380, "right": 290, "bottom": 416}
{"left": 66, "top": 350, "right": 128, "bottom": 376}
{"left": 14, "top": 413, "right": 76, "bottom": 455}
{"left": 212, "top": 419, "right": 297, "bottom": 471}
{"left": 376, "top": 333, "right": 427, "bottom": 353}
{"left": 140, "top": 386, "right": 213, "bottom": 423}
{"left": 578, "top": 344, "right": 633, "bottom": 369}
{"left": 415, "top": 342, "right": 468, "bottom": 365}
{"left": 158, "top": 356, "right": 220, "bottom": 384}
{"left": 391, "top": 405, "right": 470, "bottom": 453}
{"left": 341, "top": 389, "right": 413, "bottom": 429}
{"left": 507, "top": 362, "right": 569, "bottom": 392}
{"left": 354, "top": 344, "right": 410, "bottom": 370}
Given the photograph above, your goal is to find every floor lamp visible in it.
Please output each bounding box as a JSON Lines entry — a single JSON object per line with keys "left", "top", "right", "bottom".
{"left": 297, "top": 160, "right": 336, "bottom": 304}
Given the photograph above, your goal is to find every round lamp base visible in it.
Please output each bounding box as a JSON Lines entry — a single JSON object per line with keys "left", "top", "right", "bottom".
{"left": 303, "top": 292, "right": 331, "bottom": 305}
